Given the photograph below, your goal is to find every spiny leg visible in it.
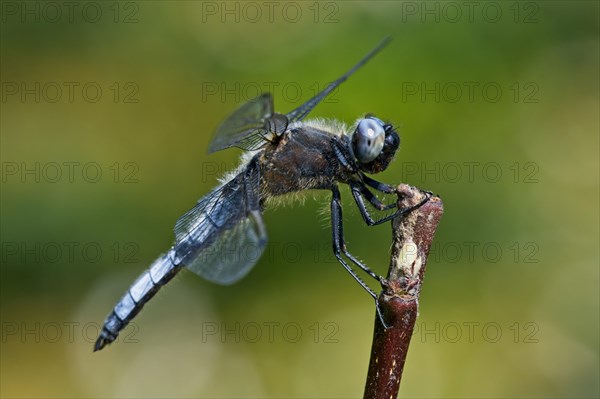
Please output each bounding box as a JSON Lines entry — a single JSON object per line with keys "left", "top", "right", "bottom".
{"left": 352, "top": 183, "right": 396, "bottom": 213}
{"left": 351, "top": 181, "right": 432, "bottom": 226}
{"left": 330, "top": 185, "right": 389, "bottom": 328}
{"left": 331, "top": 185, "right": 383, "bottom": 283}
{"left": 364, "top": 174, "right": 435, "bottom": 198}
{"left": 362, "top": 174, "right": 395, "bottom": 194}
{"left": 351, "top": 183, "right": 394, "bottom": 226}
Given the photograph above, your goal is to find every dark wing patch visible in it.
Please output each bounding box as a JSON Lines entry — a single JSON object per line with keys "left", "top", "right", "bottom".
{"left": 207, "top": 93, "right": 276, "bottom": 153}
{"left": 173, "top": 164, "right": 267, "bottom": 285}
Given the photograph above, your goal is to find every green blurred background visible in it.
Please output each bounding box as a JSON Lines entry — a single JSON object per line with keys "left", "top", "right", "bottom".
{"left": 1, "top": 1, "right": 598, "bottom": 398}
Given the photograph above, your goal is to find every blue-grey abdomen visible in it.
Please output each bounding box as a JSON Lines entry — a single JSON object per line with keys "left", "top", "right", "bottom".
{"left": 94, "top": 249, "right": 181, "bottom": 351}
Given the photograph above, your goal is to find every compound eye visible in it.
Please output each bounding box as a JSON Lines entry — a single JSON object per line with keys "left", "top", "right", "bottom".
{"left": 352, "top": 118, "right": 385, "bottom": 163}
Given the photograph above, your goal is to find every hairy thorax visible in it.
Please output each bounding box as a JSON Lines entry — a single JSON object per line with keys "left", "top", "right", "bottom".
{"left": 260, "top": 123, "right": 354, "bottom": 197}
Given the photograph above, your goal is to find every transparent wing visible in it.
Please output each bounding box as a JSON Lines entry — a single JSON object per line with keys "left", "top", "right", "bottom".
{"left": 174, "top": 164, "right": 267, "bottom": 285}
{"left": 184, "top": 212, "right": 265, "bottom": 285}
{"left": 286, "top": 37, "right": 391, "bottom": 123}
{"left": 207, "top": 93, "right": 276, "bottom": 153}
{"left": 174, "top": 184, "right": 240, "bottom": 245}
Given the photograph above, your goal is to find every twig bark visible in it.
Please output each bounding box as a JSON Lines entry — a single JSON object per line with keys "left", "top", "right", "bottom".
{"left": 363, "top": 184, "right": 444, "bottom": 399}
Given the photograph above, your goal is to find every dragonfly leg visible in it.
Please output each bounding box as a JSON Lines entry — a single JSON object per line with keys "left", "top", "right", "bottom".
{"left": 330, "top": 185, "right": 384, "bottom": 284}
{"left": 351, "top": 181, "right": 432, "bottom": 226}
{"left": 362, "top": 174, "right": 396, "bottom": 194}
{"left": 351, "top": 183, "right": 396, "bottom": 216}
{"left": 330, "top": 185, "right": 389, "bottom": 328}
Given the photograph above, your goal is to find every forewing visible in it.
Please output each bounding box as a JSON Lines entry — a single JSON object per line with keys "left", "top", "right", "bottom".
{"left": 286, "top": 37, "right": 391, "bottom": 123}
{"left": 207, "top": 93, "right": 274, "bottom": 153}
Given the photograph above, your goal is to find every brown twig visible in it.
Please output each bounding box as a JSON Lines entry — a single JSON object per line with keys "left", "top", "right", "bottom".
{"left": 363, "top": 184, "right": 444, "bottom": 399}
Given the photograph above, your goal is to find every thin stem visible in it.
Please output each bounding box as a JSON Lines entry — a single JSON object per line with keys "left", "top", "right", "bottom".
{"left": 363, "top": 184, "right": 444, "bottom": 399}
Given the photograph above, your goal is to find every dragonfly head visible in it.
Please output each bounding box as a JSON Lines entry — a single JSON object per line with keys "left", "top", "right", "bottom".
{"left": 351, "top": 116, "right": 400, "bottom": 174}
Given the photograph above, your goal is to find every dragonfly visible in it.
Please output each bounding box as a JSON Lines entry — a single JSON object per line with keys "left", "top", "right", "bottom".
{"left": 94, "top": 37, "right": 430, "bottom": 351}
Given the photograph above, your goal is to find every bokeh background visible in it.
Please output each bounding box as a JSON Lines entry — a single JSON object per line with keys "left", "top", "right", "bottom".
{"left": 1, "top": 1, "right": 598, "bottom": 398}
